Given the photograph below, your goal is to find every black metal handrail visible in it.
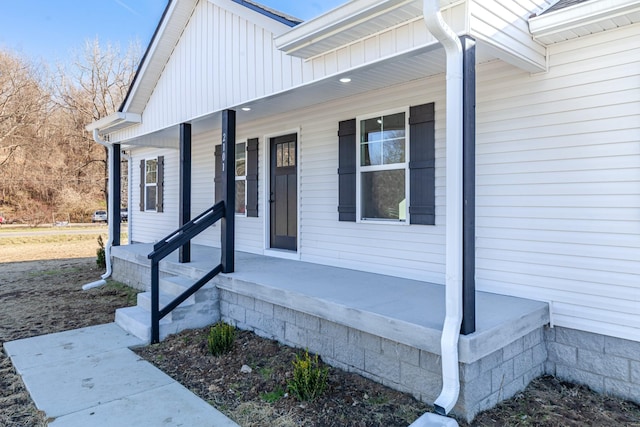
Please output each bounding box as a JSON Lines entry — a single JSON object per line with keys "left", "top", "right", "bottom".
{"left": 147, "top": 201, "right": 225, "bottom": 343}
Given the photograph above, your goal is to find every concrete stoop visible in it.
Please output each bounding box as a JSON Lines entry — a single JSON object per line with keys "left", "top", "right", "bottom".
{"left": 115, "top": 275, "right": 220, "bottom": 343}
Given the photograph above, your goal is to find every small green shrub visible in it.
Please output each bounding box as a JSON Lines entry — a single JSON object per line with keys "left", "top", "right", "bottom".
{"left": 207, "top": 322, "right": 236, "bottom": 356}
{"left": 96, "top": 235, "right": 106, "bottom": 268}
{"left": 287, "top": 350, "right": 329, "bottom": 402}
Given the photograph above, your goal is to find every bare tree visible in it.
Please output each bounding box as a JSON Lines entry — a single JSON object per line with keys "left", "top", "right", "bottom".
{"left": 53, "top": 38, "right": 140, "bottom": 208}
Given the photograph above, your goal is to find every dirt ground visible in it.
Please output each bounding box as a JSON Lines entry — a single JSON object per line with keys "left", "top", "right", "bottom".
{"left": 1, "top": 235, "right": 640, "bottom": 426}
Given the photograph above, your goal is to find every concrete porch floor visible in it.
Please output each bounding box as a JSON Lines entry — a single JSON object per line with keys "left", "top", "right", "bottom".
{"left": 112, "top": 243, "right": 549, "bottom": 365}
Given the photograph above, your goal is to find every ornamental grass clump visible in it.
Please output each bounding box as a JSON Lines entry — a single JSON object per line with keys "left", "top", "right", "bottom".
{"left": 287, "top": 350, "right": 329, "bottom": 401}
{"left": 207, "top": 321, "right": 236, "bottom": 356}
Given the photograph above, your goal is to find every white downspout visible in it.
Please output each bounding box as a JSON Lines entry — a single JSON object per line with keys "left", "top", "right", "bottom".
{"left": 425, "top": 0, "right": 464, "bottom": 417}
{"left": 82, "top": 129, "right": 114, "bottom": 290}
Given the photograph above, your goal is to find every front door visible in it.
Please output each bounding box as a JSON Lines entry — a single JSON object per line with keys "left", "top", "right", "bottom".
{"left": 270, "top": 134, "right": 297, "bottom": 251}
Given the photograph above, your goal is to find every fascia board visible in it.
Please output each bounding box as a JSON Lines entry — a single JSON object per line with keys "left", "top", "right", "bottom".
{"left": 210, "top": 0, "right": 298, "bottom": 35}
{"left": 121, "top": 0, "right": 197, "bottom": 114}
{"left": 529, "top": 0, "right": 640, "bottom": 39}
{"left": 85, "top": 112, "right": 142, "bottom": 133}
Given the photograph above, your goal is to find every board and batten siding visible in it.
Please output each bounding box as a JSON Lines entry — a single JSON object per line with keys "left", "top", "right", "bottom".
{"left": 114, "top": 0, "right": 306, "bottom": 142}
{"left": 130, "top": 147, "right": 180, "bottom": 244}
{"left": 474, "top": 23, "right": 640, "bottom": 342}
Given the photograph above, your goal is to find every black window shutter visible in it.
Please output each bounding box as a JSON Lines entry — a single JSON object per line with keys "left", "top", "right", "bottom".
{"left": 246, "top": 138, "right": 259, "bottom": 217}
{"left": 214, "top": 145, "right": 222, "bottom": 203}
{"left": 409, "top": 103, "right": 436, "bottom": 225}
{"left": 156, "top": 156, "right": 164, "bottom": 213}
{"left": 338, "top": 119, "right": 357, "bottom": 222}
{"left": 139, "top": 160, "right": 145, "bottom": 211}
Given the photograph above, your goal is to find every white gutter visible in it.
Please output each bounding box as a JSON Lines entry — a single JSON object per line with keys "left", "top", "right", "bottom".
{"left": 424, "top": 0, "right": 464, "bottom": 417}
{"left": 82, "top": 129, "right": 115, "bottom": 290}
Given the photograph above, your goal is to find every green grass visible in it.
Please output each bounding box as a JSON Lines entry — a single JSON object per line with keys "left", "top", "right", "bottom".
{"left": 261, "top": 387, "right": 285, "bottom": 403}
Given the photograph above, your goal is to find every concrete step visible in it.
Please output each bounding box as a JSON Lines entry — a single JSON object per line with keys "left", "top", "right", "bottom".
{"left": 115, "top": 306, "right": 171, "bottom": 344}
{"left": 137, "top": 291, "right": 194, "bottom": 314}
{"left": 116, "top": 274, "right": 221, "bottom": 343}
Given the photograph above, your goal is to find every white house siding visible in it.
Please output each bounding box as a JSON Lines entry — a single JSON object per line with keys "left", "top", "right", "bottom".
{"left": 225, "top": 77, "right": 448, "bottom": 284}
{"left": 302, "top": 3, "right": 466, "bottom": 83}
{"left": 130, "top": 147, "right": 180, "bottom": 244}
{"left": 189, "top": 128, "right": 264, "bottom": 253}
{"left": 191, "top": 130, "right": 218, "bottom": 247}
{"left": 114, "top": 0, "right": 305, "bottom": 142}
{"left": 474, "top": 23, "right": 640, "bottom": 342}
{"left": 469, "top": 0, "right": 550, "bottom": 72}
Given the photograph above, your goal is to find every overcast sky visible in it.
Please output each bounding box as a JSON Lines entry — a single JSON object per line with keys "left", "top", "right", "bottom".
{"left": 0, "top": 0, "right": 346, "bottom": 65}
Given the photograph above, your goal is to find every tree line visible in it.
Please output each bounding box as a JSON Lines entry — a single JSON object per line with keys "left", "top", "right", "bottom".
{"left": 0, "top": 39, "right": 139, "bottom": 224}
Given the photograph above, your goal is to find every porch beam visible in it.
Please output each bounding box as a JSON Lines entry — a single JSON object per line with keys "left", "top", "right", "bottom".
{"left": 221, "top": 109, "right": 236, "bottom": 273}
{"left": 179, "top": 122, "right": 192, "bottom": 263}
{"left": 461, "top": 35, "right": 476, "bottom": 335}
{"left": 111, "top": 143, "right": 121, "bottom": 246}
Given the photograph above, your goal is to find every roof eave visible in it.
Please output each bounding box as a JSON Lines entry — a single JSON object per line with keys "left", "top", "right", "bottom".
{"left": 86, "top": 112, "right": 142, "bottom": 135}
{"left": 529, "top": 0, "right": 640, "bottom": 42}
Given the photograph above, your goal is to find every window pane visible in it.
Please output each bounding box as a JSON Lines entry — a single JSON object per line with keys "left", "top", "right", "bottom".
{"left": 361, "top": 113, "right": 405, "bottom": 166}
{"left": 384, "top": 137, "right": 405, "bottom": 164}
{"left": 277, "top": 143, "right": 283, "bottom": 167}
{"left": 288, "top": 142, "right": 296, "bottom": 166}
{"left": 146, "top": 159, "right": 157, "bottom": 184}
{"left": 361, "top": 169, "right": 405, "bottom": 220}
{"left": 235, "top": 180, "right": 246, "bottom": 214}
{"left": 236, "top": 143, "right": 246, "bottom": 176}
{"left": 283, "top": 143, "right": 289, "bottom": 166}
{"left": 145, "top": 185, "right": 157, "bottom": 211}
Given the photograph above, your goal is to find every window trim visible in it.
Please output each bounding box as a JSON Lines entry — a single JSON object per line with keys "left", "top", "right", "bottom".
{"left": 235, "top": 141, "right": 247, "bottom": 216}
{"left": 355, "top": 107, "right": 410, "bottom": 224}
{"left": 144, "top": 157, "right": 158, "bottom": 212}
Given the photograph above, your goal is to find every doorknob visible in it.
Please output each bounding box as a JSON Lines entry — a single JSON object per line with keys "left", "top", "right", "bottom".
{"left": 269, "top": 192, "right": 275, "bottom": 203}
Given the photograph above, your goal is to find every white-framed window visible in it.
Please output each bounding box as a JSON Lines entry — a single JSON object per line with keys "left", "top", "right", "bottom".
{"left": 235, "top": 142, "right": 246, "bottom": 215}
{"left": 356, "top": 109, "right": 409, "bottom": 222}
{"left": 144, "top": 158, "right": 158, "bottom": 211}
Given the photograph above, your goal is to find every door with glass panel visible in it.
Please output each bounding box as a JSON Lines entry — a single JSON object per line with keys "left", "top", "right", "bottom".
{"left": 269, "top": 134, "right": 297, "bottom": 251}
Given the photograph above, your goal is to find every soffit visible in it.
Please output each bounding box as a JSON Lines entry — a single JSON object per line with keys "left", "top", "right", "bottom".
{"left": 275, "top": 0, "right": 460, "bottom": 59}
{"left": 529, "top": 0, "right": 640, "bottom": 44}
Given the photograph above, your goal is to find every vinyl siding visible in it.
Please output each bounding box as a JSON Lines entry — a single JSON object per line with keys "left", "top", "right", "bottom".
{"left": 474, "top": 23, "right": 640, "bottom": 341}
{"left": 469, "top": 0, "right": 550, "bottom": 72}
{"left": 115, "top": 0, "right": 304, "bottom": 141}
{"left": 130, "top": 147, "right": 180, "bottom": 243}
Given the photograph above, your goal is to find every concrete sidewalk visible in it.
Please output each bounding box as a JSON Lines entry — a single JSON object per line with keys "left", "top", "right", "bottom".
{"left": 4, "top": 323, "right": 238, "bottom": 427}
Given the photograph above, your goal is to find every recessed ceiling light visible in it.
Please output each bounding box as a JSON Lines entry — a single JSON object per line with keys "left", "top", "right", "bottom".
{"left": 241, "top": 107, "right": 251, "bottom": 111}
{"left": 339, "top": 77, "right": 351, "bottom": 83}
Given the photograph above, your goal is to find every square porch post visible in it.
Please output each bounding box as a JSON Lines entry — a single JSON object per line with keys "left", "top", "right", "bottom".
{"left": 461, "top": 35, "right": 476, "bottom": 335}
{"left": 179, "top": 122, "right": 192, "bottom": 263}
{"left": 111, "top": 143, "right": 121, "bottom": 246}
{"left": 221, "top": 110, "right": 235, "bottom": 273}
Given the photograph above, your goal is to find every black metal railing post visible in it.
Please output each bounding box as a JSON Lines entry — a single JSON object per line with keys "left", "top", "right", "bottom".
{"left": 151, "top": 259, "right": 160, "bottom": 343}
{"left": 221, "top": 109, "right": 236, "bottom": 273}
{"left": 179, "top": 123, "right": 192, "bottom": 263}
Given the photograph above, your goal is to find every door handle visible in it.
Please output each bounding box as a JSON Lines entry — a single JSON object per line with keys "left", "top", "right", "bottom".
{"left": 269, "top": 192, "right": 275, "bottom": 203}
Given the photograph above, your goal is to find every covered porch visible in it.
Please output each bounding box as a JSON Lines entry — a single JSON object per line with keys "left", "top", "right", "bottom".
{"left": 111, "top": 242, "right": 549, "bottom": 421}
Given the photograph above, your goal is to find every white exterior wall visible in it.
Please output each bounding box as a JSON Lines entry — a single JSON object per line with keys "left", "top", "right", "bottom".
{"left": 115, "top": 0, "right": 305, "bottom": 141}
{"left": 474, "top": 24, "right": 640, "bottom": 342}
{"left": 469, "top": 0, "right": 550, "bottom": 72}
{"left": 130, "top": 147, "right": 180, "bottom": 244}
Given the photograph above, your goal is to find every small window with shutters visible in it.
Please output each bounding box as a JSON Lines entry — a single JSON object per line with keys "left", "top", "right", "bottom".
{"left": 338, "top": 103, "right": 435, "bottom": 225}
{"left": 139, "top": 156, "right": 164, "bottom": 212}
{"left": 215, "top": 139, "right": 259, "bottom": 217}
